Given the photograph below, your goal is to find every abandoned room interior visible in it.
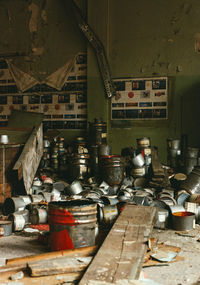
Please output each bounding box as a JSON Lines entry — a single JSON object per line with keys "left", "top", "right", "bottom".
{"left": 0, "top": 0, "right": 200, "bottom": 284}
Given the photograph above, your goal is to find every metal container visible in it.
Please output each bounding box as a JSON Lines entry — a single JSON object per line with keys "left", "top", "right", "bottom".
{"left": 181, "top": 166, "right": 200, "bottom": 194}
{"left": 168, "top": 205, "right": 185, "bottom": 214}
{"left": 131, "top": 166, "right": 146, "bottom": 177}
{"left": 133, "top": 196, "right": 150, "bottom": 206}
{"left": 136, "top": 137, "right": 150, "bottom": 148}
{"left": 159, "top": 195, "right": 177, "bottom": 206}
{"left": 100, "top": 155, "right": 125, "bottom": 186}
{"left": 118, "top": 189, "right": 134, "bottom": 201}
{"left": 48, "top": 200, "right": 97, "bottom": 251}
{"left": 132, "top": 153, "right": 145, "bottom": 167}
{"left": 154, "top": 208, "right": 169, "bottom": 229}
{"left": 68, "top": 180, "right": 83, "bottom": 195}
{"left": 172, "top": 211, "right": 195, "bottom": 231}
{"left": 89, "top": 119, "right": 107, "bottom": 145}
{"left": 100, "top": 196, "right": 119, "bottom": 206}
{"left": 9, "top": 213, "right": 26, "bottom": 231}
{"left": 176, "top": 191, "right": 190, "bottom": 205}
{"left": 68, "top": 154, "right": 90, "bottom": 182}
{"left": 0, "top": 220, "right": 12, "bottom": 236}
{"left": 89, "top": 145, "right": 99, "bottom": 177}
{"left": 31, "top": 194, "right": 45, "bottom": 203}
{"left": 189, "top": 194, "right": 200, "bottom": 204}
{"left": 167, "top": 138, "right": 180, "bottom": 150}
{"left": 101, "top": 205, "right": 118, "bottom": 225}
{"left": 186, "top": 147, "right": 199, "bottom": 158}
{"left": 98, "top": 144, "right": 111, "bottom": 156}
{"left": 30, "top": 207, "right": 48, "bottom": 225}
{"left": 2, "top": 197, "right": 26, "bottom": 215}
{"left": 168, "top": 149, "right": 179, "bottom": 158}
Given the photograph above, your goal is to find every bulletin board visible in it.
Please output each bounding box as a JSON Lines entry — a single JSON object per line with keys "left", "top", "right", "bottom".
{"left": 111, "top": 77, "right": 168, "bottom": 120}
{"left": 0, "top": 53, "right": 87, "bottom": 130}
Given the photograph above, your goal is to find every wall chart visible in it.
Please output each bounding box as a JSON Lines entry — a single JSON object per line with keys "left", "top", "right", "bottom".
{"left": 111, "top": 77, "right": 168, "bottom": 120}
{"left": 0, "top": 53, "right": 87, "bottom": 130}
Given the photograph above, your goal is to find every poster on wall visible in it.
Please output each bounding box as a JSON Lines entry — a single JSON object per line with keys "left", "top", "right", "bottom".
{"left": 111, "top": 77, "right": 168, "bottom": 120}
{"left": 0, "top": 53, "right": 87, "bottom": 130}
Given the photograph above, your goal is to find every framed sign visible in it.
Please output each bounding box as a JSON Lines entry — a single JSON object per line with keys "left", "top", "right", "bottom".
{"left": 111, "top": 77, "right": 168, "bottom": 120}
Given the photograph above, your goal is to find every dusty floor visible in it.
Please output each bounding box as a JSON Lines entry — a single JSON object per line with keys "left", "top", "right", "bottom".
{"left": 0, "top": 227, "right": 200, "bottom": 284}
{"left": 143, "top": 226, "right": 200, "bottom": 285}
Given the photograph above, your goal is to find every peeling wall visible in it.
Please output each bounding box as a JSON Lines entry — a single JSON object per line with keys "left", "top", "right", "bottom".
{"left": 0, "top": 0, "right": 86, "bottom": 81}
{"left": 87, "top": 0, "right": 200, "bottom": 162}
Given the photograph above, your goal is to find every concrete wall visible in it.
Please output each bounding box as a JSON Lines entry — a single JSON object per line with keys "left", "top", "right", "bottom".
{"left": 87, "top": 0, "right": 200, "bottom": 162}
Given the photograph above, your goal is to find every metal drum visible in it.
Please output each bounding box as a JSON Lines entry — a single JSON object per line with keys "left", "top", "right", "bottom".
{"left": 48, "top": 200, "right": 97, "bottom": 251}
{"left": 30, "top": 207, "right": 48, "bottom": 225}
{"left": 181, "top": 166, "right": 200, "bottom": 194}
{"left": 2, "top": 197, "right": 26, "bottom": 215}
{"left": 68, "top": 154, "right": 90, "bottom": 182}
{"left": 100, "top": 155, "right": 125, "bottom": 186}
{"left": 89, "top": 119, "right": 107, "bottom": 145}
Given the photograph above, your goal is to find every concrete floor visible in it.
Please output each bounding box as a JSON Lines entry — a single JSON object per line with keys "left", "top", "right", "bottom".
{"left": 0, "top": 226, "right": 200, "bottom": 284}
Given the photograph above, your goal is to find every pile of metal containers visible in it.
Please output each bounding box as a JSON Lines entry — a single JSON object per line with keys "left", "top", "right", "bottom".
{"left": 167, "top": 137, "right": 200, "bottom": 174}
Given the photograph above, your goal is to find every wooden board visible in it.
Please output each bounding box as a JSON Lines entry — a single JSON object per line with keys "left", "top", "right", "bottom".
{"left": 79, "top": 205, "right": 157, "bottom": 284}
{"left": 28, "top": 256, "right": 93, "bottom": 277}
{"left": 0, "top": 269, "right": 81, "bottom": 285}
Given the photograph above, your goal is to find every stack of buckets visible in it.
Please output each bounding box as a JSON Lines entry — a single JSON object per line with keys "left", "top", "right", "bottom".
{"left": 131, "top": 137, "right": 151, "bottom": 177}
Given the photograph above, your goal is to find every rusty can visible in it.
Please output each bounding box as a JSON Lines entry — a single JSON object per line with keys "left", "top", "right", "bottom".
{"left": 100, "top": 155, "right": 125, "bottom": 186}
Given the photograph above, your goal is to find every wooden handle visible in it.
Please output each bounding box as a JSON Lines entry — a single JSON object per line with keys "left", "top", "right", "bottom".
{"left": 6, "top": 245, "right": 97, "bottom": 266}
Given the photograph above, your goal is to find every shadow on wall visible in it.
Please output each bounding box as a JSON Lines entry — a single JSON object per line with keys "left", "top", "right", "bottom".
{"left": 181, "top": 82, "right": 200, "bottom": 148}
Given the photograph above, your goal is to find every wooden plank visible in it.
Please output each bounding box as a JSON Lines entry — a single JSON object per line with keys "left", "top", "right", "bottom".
{"left": 28, "top": 256, "right": 92, "bottom": 277}
{"left": 79, "top": 205, "right": 157, "bottom": 284}
{"left": 6, "top": 245, "right": 97, "bottom": 266}
{"left": 0, "top": 269, "right": 81, "bottom": 285}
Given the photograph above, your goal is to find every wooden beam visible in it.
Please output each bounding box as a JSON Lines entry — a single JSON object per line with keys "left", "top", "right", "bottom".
{"left": 6, "top": 245, "right": 97, "bottom": 266}
{"left": 79, "top": 205, "right": 157, "bottom": 284}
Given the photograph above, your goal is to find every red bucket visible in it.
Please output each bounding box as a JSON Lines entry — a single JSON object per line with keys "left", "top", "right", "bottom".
{"left": 48, "top": 200, "right": 97, "bottom": 251}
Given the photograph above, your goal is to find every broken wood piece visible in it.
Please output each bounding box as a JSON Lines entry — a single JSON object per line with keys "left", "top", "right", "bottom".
{"left": 28, "top": 256, "right": 93, "bottom": 277}
{"left": 6, "top": 245, "right": 97, "bottom": 266}
{"left": 79, "top": 205, "right": 157, "bottom": 284}
{"left": 0, "top": 264, "right": 26, "bottom": 274}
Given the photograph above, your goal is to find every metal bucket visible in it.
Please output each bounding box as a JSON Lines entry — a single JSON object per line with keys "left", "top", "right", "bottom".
{"left": 181, "top": 166, "right": 200, "bottom": 194}
{"left": 30, "top": 207, "right": 48, "bottom": 225}
{"left": 172, "top": 211, "right": 195, "bottom": 231}
{"left": 186, "top": 147, "right": 199, "bottom": 158}
{"left": 167, "top": 138, "right": 180, "bottom": 150}
{"left": 2, "top": 197, "right": 26, "bottom": 215}
{"left": 9, "top": 211, "right": 27, "bottom": 231}
{"left": 100, "top": 155, "right": 125, "bottom": 186}
{"left": 48, "top": 200, "right": 97, "bottom": 251}
{"left": 101, "top": 205, "right": 118, "bottom": 225}
{"left": 68, "top": 154, "right": 90, "bottom": 182}
{"left": 132, "top": 153, "right": 145, "bottom": 167}
{"left": 0, "top": 220, "right": 12, "bottom": 236}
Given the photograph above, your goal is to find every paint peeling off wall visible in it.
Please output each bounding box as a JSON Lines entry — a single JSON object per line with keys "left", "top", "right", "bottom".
{"left": 28, "top": 2, "right": 39, "bottom": 33}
